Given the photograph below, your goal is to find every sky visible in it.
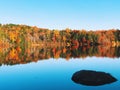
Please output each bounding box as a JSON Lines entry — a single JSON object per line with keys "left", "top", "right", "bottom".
{"left": 0, "top": 0, "right": 120, "bottom": 30}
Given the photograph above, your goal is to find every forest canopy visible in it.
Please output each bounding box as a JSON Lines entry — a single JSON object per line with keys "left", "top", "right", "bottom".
{"left": 0, "top": 23, "right": 120, "bottom": 47}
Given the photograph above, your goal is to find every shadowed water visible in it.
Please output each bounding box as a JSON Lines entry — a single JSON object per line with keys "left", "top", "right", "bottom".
{"left": 0, "top": 45, "right": 120, "bottom": 90}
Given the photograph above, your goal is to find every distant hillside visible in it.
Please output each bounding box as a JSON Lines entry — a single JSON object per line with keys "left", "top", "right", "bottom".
{"left": 0, "top": 24, "right": 120, "bottom": 47}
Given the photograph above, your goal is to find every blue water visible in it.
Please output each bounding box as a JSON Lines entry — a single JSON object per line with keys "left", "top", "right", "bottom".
{"left": 0, "top": 57, "right": 120, "bottom": 90}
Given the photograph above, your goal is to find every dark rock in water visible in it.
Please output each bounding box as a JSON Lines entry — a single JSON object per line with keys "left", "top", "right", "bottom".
{"left": 72, "top": 70, "right": 117, "bottom": 86}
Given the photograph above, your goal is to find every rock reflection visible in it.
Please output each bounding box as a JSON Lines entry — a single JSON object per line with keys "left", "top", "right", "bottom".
{"left": 71, "top": 70, "right": 117, "bottom": 86}
{"left": 0, "top": 45, "right": 120, "bottom": 66}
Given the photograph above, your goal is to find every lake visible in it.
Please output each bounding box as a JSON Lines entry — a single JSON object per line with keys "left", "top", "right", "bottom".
{"left": 0, "top": 46, "right": 120, "bottom": 90}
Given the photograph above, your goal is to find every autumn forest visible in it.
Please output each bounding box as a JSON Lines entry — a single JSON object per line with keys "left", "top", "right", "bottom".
{"left": 0, "top": 24, "right": 120, "bottom": 66}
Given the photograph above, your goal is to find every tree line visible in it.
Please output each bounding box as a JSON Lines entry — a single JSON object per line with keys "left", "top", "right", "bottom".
{"left": 0, "top": 24, "right": 120, "bottom": 47}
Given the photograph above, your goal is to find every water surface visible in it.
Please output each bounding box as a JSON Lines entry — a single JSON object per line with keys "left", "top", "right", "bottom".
{"left": 0, "top": 46, "right": 120, "bottom": 90}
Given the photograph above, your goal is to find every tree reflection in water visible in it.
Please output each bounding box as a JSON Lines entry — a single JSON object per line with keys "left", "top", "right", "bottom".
{"left": 0, "top": 45, "right": 120, "bottom": 66}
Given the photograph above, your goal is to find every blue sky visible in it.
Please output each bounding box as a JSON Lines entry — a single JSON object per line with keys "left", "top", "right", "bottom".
{"left": 0, "top": 0, "right": 120, "bottom": 30}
